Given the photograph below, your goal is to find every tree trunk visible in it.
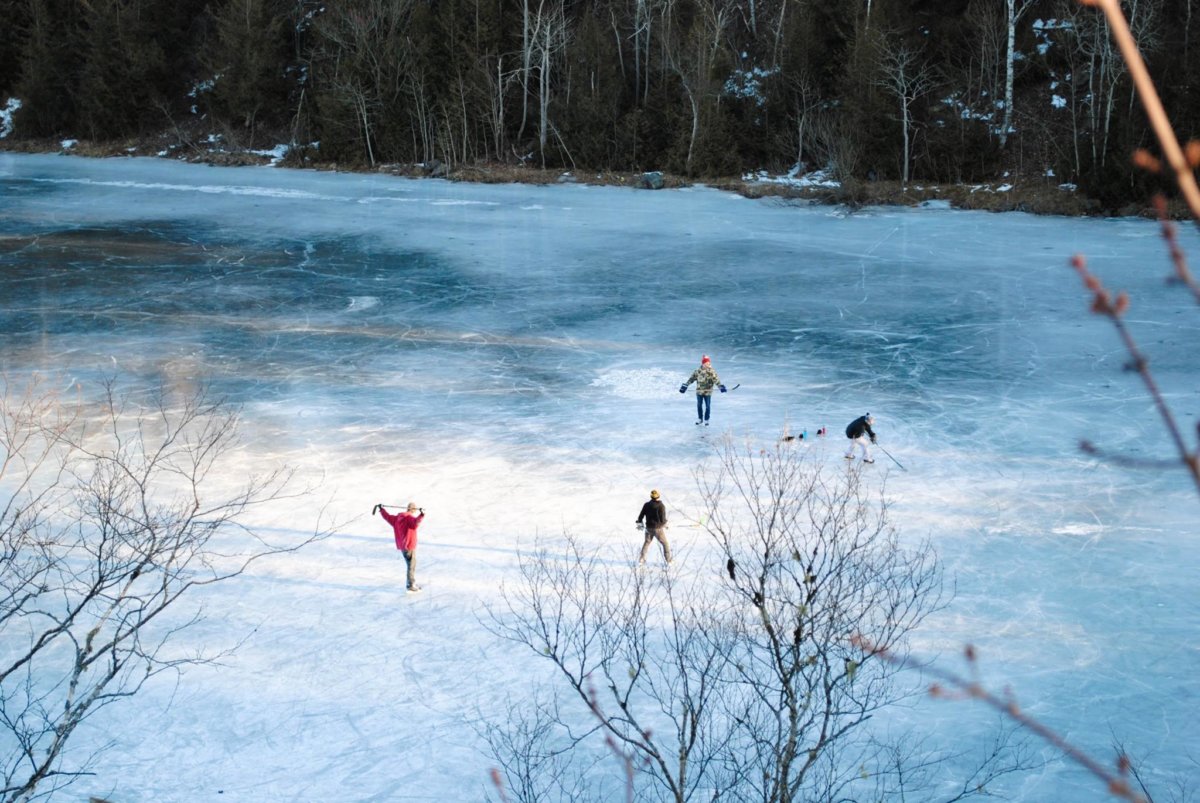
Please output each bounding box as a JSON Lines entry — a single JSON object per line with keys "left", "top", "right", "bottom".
{"left": 796, "top": 108, "right": 805, "bottom": 170}
{"left": 493, "top": 57, "right": 506, "bottom": 159}
{"left": 635, "top": 0, "right": 644, "bottom": 103}
{"left": 772, "top": 0, "right": 787, "bottom": 67}
{"left": 358, "top": 92, "right": 374, "bottom": 166}
{"left": 518, "top": 0, "right": 532, "bottom": 143}
{"left": 1188, "top": 0, "right": 1194, "bottom": 61}
{"left": 688, "top": 92, "right": 699, "bottom": 175}
{"left": 539, "top": 24, "right": 550, "bottom": 164}
{"left": 1000, "top": 0, "right": 1016, "bottom": 147}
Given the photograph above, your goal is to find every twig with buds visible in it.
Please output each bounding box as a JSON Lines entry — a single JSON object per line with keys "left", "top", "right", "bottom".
{"left": 1150, "top": 195, "right": 1200, "bottom": 303}
{"left": 1068, "top": 254, "right": 1200, "bottom": 493}
{"left": 583, "top": 680, "right": 643, "bottom": 803}
{"left": 488, "top": 768, "right": 511, "bottom": 803}
{"left": 852, "top": 637, "right": 1148, "bottom": 803}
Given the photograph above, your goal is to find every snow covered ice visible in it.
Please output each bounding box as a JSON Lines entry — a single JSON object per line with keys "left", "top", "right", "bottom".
{"left": 0, "top": 153, "right": 1197, "bottom": 800}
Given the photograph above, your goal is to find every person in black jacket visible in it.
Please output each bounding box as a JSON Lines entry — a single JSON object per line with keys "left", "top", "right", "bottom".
{"left": 844, "top": 413, "right": 877, "bottom": 463}
{"left": 636, "top": 489, "right": 671, "bottom": 564}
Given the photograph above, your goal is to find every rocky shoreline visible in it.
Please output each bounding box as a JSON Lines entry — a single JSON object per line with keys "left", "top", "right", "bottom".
{"left": 0, "top": 135, "right": 1170, "bottom": 219}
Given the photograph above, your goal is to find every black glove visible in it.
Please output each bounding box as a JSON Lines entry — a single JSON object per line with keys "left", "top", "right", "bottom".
{"left": 719, "top": 384, "right": 727, "bottom": 393}
{"left": 419, "top": 508, "right": 425, "bottom": 515}
{"left": 870, "top": 436, "right": 877, "bottom": 444}
{"left": 679, "top": 384, "right": 687, "bottom": 394}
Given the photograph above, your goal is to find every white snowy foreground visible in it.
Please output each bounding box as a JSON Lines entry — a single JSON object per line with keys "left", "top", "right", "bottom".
{"left": 0, "top": 153, "right": 1197, "bottom": 801}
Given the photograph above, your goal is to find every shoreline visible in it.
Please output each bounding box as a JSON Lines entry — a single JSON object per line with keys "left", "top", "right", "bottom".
{"left": 0, "top": 136, "right": 1170, "bottom": 219}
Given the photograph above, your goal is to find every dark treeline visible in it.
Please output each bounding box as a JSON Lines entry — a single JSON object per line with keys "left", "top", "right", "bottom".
{"left": 2, "top": 0, "right": 1198, "bottom": 203}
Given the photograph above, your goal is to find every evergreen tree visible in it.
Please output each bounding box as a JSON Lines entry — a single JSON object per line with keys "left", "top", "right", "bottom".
{"left": 0, "top": 1, "right": 31, "bottom": 95}
{"left": 14, "top": 0, "right": 82, "bottom": 136}
{"left": 75, "top": 0, "right": 164, "bottom": 138}
{"left": 204, "top": 0, "right": 293, "bottom": 145}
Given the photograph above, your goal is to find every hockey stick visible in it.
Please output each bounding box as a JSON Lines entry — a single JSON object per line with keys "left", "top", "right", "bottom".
{"left": 678, "top": 383, "right": 740, "bottom": 396}
{"left": 373, "top": 503, "right": 425, "bottom": 515}
{"left": 875, "top": 444, "right": 907, "bottom": 472}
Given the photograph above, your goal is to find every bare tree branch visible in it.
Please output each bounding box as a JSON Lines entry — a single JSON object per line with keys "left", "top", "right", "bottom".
{"left": 0, "top": 377, "right": 329, "bottom": 801}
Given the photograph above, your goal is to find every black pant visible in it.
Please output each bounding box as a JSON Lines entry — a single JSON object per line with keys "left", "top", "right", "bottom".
{"left": 401, "top": 549, "right": 417, "bottom": 588}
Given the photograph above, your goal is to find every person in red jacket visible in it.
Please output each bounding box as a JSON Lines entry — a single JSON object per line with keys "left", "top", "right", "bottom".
{"left": 376, "top": 502, "right": 425, "bottom": 592}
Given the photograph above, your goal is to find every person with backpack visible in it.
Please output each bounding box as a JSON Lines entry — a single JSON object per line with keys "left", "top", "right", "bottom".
{"left": 844, "top": 413, "right": 877, "bottom": 463}
{"left": 679, "top": 355, "right": 727, "bottom": 426}
{"left": 636, "top": 489, "right": 671, "bottom": 565}
{"left": 376, "top": 502, "right": 425, "bottom": 592}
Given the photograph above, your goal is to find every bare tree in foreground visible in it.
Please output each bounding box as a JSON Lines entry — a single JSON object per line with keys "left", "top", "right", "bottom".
{"left": 696, "top": 438, "right": 956, "bottom": 802}
{"left": 487, "top": 439, "right": 1031, "bottom": 801}
{"left": 487, "top": 532, "right": 738, "bottom": 802}
{"left": 478, "top": 689, "right": 607, "bottom": 803}
{"left": 0, "top": 376, "right": 326, "bottom": 802}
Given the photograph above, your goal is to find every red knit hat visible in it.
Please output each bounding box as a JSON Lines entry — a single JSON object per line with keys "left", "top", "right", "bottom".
{"left": 701, "top": 355, "right": 711, "bottom": 364}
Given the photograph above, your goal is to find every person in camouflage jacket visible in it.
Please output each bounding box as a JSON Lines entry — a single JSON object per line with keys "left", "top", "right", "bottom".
{"left": 679, "top": 355, "right": 726, "bottom": 425}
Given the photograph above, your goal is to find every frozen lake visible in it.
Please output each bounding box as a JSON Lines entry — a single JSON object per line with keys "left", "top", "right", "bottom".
{"left": 0, "top": 153, "right": 1197, "bottom": 801}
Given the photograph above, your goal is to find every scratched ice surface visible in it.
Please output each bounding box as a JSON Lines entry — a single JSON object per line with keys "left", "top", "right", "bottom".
{"left": 0, "top": 153, "right": 1197, "bottom": 801}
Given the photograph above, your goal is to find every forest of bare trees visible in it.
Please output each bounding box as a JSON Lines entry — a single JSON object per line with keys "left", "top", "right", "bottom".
{"left": 1, "top": 0, "right": 1198, "bottom": 205}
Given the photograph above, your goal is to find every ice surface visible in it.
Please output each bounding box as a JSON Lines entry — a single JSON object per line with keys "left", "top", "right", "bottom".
{"left": 1, "top": 153, "right": 1198, "bottom": 800}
